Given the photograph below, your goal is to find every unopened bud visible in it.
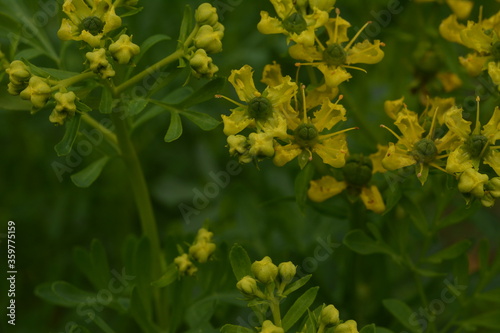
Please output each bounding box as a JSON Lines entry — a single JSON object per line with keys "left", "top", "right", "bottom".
{"left": 19, "top": 76, "right": 51, "bottom": 111}
{"left": 334, "top": 320, "right": 359, "bottom": 333}
{"left": 236, "top": 276, "right": 259, "bottom": 296}
{"left": 458, "top": 168, "right": 488, "bottom": 198}
{"left": 260, "top": 320, "right": 284, "bottom": 333}
{"left": 195, "top": 3, "right": 218, "bottom": 26}
{"left": 195, "top": 24, "right": 224, "bottom": 54}
{"left": 320, "top": 304, "right": 340, "bottom": 326}
{"left": 174, "top": 253, "right": 197, "bottom": 276}
{"left": 189, "top": 49, "right": 219, "bottom": 78}
{"left": 278, "top": 261, "right": 296, "bottom": 285}
{"left": 109, "top": 34, "right": 140, "bottom": 65}
{"left": 6, "top": 60, "right": 31, "bottom": 95}
{"left": 50, "top": 91, "right": 77, "bottom": 125}
{"left": 251, "top": 256, "right": 278, "bottom": 284}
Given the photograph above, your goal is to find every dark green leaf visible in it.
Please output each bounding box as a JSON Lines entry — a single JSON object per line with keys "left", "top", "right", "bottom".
{"left": 294, "top": 162, "right": 314, "bottom": 212}
{"left": 54, "top": 113, "right": 82, "bottom": 156}
{"left": 282, "top": 286, "right": 319, "bottom": 332}
{"left": 382, "top": 299, "right": 420, "bottom": 333}
{"left": 382, "top": 185, "right": 402, "bottom": 215}
{"left": 343, "top": 229, "right": 399, "bottom": 263}
{"left": 424, "top": 240, "right": 472, "bottom": 264}
{"left": 283, "top": 274, "right": 311, "bottom": 296}
{"left": 130, "top": 287, "right": 162, "bottom": 333}
{"left": 151, "top": 263, "right": 178, "bottom": 288}
{"left": 177, "top": 77, "right": 226, "bottom": 108}
{"left": 182, "top": 110, "right": 220, "bottom": 131}
{"left": 71, "top": 156, "right": 110, "bottom": 188}
{"left": 459, "top": 310, "right": 500, "bottom": 329}
{"left": 76, "top": 100, "right": 93, "bottom": 113}
{"left": 164, "top": 111, "right": 182, "bottom": 142}
{"left": 99, "top": 88, "right": 114, "bottom": 114}
{"left": 229, "top": 244, "right": 252, "bottom": 281}
{"left": 360, "top": 324, "right": 376, "bottom": 333}
{"left": 401, "top": 198, "right": 428, "bottom": 235}
{"left": 127, "top": 98, "right": 149, "bottom": 117}
{"left": 474, "top": 288, "right": 500, "bottom": 303}
{"left": 35, "top": 282, "right": 77, "bottom": 308}
{"left": 220, "top": 324, "right": 255, "bottom": 333}
{"left": 90, "top": 239, "right": 111, "bottom": 289}
{"left": 16, "top": 48, "right": 44, "bottom": 60}
{"left": 437, "top": 204, "right": 479, "bottom": 229}
{"left": 52, "top": 281, "right": 100, "bottom": 307}
{"left": 133, "top": 34, "right": 171, "bottom": 67}
{"left": 185, "top": 298, "right": 215, "bottom": 329}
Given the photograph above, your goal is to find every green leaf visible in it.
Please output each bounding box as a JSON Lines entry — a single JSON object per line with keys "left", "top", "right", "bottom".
{"left": 76, "top": 100, "right": 93, "bottom": 113}
{"left": 35, "top": 282, "right": 78, "bottom": 308}
{"left": 294, "top": 162, "right": 314, "bottom": 212}
{"left": 16, "top": 48, "right": 44, "bottom": 60}
{"left": 178, "top": 5, "right": 193, "bottom": 51}
{"left": 164, "top": 111, "right": 182, "bottom": 142}
{"left": 459, "top": 310, "right": 500, "bottom": 329}
{"left": 424, "top": 240, "right": 472, "bottom": 264}
{"left": 282, "top": 286, "right": 319, "bottom": 332}
{"left": 99, "top": 88, "right": 114, "bottom": 114}
{"left": 185, "top": 298, "right": 215, "bottom": 329}
{"left": 127, "top": 98, "right": 149, "bottom": 117}
{"left": 90, "top": 239, "right": 111, "bottom": 289}
{"left": 437, "top": 203, "right": 479, "bottom": 229}
{"left": 182, "top": 110, "right": 220, "bottom": 131}
{"left": 220, "top": 324, "right": 255, "bottom": 333}
{"left": 54, "top": 113, "right": 82, "bottom": 156}
{"left": 283, "top": 274, "right": 311, "bottom": 296}
{"left": 229, "top": 244, "right": 252, "bottom": 281}
{"left": 120, "top": 6, "right": 144, "bottom": 17}
{"left": 400, "top": 198, "right": 428, "bottom": 235}
{"left": 71, "top": 156, "right": 110, "bottom": 188}
{"left": 343, "top": 229, "right": 400, "bottom": 263}
{"left": 360, "top": 324, "right": 376, "bottom": 333}
{"left": 177, "top": 77, "right": 226, "bottom": 108}
{"left": 133, "top": 34, "right": 171, "bottom": 67}
{"left": 382, "top": 185, "right": 402, "bottom": 215}
{"left": 151, "top": 263, "right": 178, "bottom": 288}
{"left": 375, "top": 328, "right": 395, "bottom": 333}
{"left": 475, "top": 288, "right": 500, "bottom": 303}
{"left": 130, "top": 287, "right": 162, "bottom": 333}
{"left": 382, "top": 299, "right": 420, "bottom": 333}
{"left": 52, "top": 281, "right": 100, "bottom": 307}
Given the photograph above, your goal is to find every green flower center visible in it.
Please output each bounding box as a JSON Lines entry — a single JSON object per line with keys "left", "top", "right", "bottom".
{"left": 342, "top": 155, "right": 373, "bottom": 187}
{"left": 294, "top": 123, "right": 318, "bottom": 147}
{"left": 82, "top": 16, "right": 105, "bottom": 36}
{"left": 282, "top": 12, "right": 307, "bottom": 35}
{"left": 491, "top": 41, "right": 500, "bottom": 62}
{"left": 323, "top": 44, "right": 347, "bottom": 66}
{"left": 248, "top": 96, "right": 272, "bottom": 121}
{"left": 465, "top": 135, "right": 488, "bottom": 158}
{"left": 411, "top": 138, "right": 438, "bottom": 164}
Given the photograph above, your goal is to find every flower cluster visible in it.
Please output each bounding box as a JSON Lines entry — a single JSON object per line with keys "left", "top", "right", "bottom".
{"left": 439, "top": 8, "right": 500, "bottom": 90}
{"left": 188, "top": 3, "right": 225, "bottom": 79}
{"left": 378, "top": 96, "right": 500, "bottom": 207}
{"left": 173, "top": 228, "right": 216, "bottom": 276}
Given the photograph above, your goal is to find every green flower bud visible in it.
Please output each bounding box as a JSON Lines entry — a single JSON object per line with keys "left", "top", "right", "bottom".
{"left": 481, "top": 192, "right": 495, "bottom": 207}
{"left": 189, "top": 49, "right": 219, "bottom": 79}
{"left": 194, "top": 24, "right": 224, "bottom": 54}
{"left": 109, "top": 34, "right": 140, "bottom": 65}
{"left": 465, "top": 134, "right": 488, "bottom": 158}
{"left": 236, "top": 276, "right": 259, "bottom": 296}
{"left": 342, "top": 155, "right": 373, "bottom": 187}
{"left": 323, "top": 44, "right": 347, "bottom": 66}
{"left": 458, "top": 168, "right": 488, "bottom": 198}
{"left": 334, "top": 320, "right": 359, "bottom": 333}
{"left": 86, "top": 48, "right": 115, "bottom": 78}
{"left": 411, "top": 138, "right": 438, "bottom": 164}
{"left": 189, "top": 240, "right": 216, "bottom": 263}
{"left": 248, "top": 96, "right": 272, "bottom": 121}
{"left": 320, "top": 304, "right": 340, "bottom": 326}
{"left": 19, "top": 76, "right": 52, "bottom": 111}
{"left": 195, "top": 3, "right": 218, "bottom": 26}
{"left": 278, "top": 261, "right": 296, "bottom": 285}
{"left": 260, "top": 320, "right": 284, "bottom": 333}
{"left": 251, "top": 256, "right": 278, "bottom": 284}
{"left": 49, "top": 91, "right": 77, "bottom": 126}
{"left": 6, "top": 60, "right": 31, "bottom": 95}
{"left": 174, "top": 253, "right": 197, "bottom": 276}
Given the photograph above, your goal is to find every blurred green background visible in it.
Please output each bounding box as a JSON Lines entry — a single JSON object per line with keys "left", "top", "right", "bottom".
{"left": 1, "top": 0, "right": 499, "bottom": 332}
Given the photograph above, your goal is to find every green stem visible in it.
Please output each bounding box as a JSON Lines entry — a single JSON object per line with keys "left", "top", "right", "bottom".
{"left": 113, "top": 49, "right": 184, "bottom": 95}
{"left": 270, "top": 298, "right": 282, "bottom": 327}
{"left": 412, "top": 271, "right": 437, "bottom": 333}
{"left": 51, "top": 72, "right": 97, "bottom": 92}
{"left": 81, "top": 113, "right": 119, "bottom": 147}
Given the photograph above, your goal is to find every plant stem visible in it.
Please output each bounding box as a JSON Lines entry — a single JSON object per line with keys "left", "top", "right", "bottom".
{"left": 270, "top": 298, "right": 282, "bottom": 327}
{"left": 51, "top": 72, "right": 97, "bottom": 91}
{"left": 113, "top": 49, "right": 184, "bottom": 95}
{"left": 81, "top": 113, "right": 119, "bottom": 147}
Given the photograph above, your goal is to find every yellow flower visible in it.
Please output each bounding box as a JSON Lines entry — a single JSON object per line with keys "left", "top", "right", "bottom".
{"left": 488, "top": 61, "right": 500, "bottom": 91}
{"left": 381, "top": 106, "right": 457, "bottom": 185}
{"left": 384, "top": 97, "right": 405, "bottom": 120}
{"left": 57, "top": 0, "right": 122, "bottom": 48}
{"left": 188, "top": 228, "right": 216, "bottom": 263}
{"left": 257, "top": 0, "right": 330, "bottom": 46}
{"left": 86, "top": 48, "right": 115, "bottom": 78}
{"left": 445, "top": 100, "right": 500, "bottom": 176}
{"left": 19, "top": 76, "right": 52, "bottom": 112}
{"left": 290, "top": 12, "right": 384, "bottom": 88}
{"left": 220, "top": 65, "right": 296, "bottom": 138}
{"left": 50, "top": 91, "right": 78, "bottom": 126}
{"left": 334, "top": 320, "right": 359, "bottom": 333}
{"left": 108, "top": 34, "right": 140, "bottom": 65}
{"left": 308, "top": 154, "right": 386, "bottom": 214}
{"left": 260, "top": 320, "right": 284, "bottom": 333}
{"left": 174, "top": 253, "right": 197, "bottom": 276}
{"left": 415, "top": 0, "right": 473, "bottom": 19}
{"left": 273, "top": 96, "right": 350, "bottom": 168}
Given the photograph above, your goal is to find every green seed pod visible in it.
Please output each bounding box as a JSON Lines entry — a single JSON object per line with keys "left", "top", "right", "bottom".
{"left": 323, "top": 44, "right": 347, "bottom": 66}
{"left": 342, "top": 155, "right": 373, "bottom": 187}
{"left": 282, "top": 12, "right": 307, "bottom": 34}
{"left": 81, "top": 16, "right": 105, "bottom": 36}
{"left": 410, "top": 138, "right": 438, "bottom": 164}
{"left": 465, "top": 134, "right": 488, "bottom": 158}
{"left": 248, "top": 96, "right": 272, "bottom": 121}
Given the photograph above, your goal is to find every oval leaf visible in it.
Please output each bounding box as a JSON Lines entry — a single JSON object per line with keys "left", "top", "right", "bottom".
{"left": 151, "top": 263, "right": 178, "bottom": 288}
{"left": 55, "top": 113, "right": 82, "bottom": 156}
{"left": 182, "top": 110, "right": 220, "bottom": 131}
{"left": 360, "top": 324, "right": 376, "bottom": 333}
{"left": 177, "top": 77, "right": 226, "bottom": 108}
{"left": 164, "top": 111, "right": 182, "bottom": 142}
{"left": 229, "top": 244, "right": 252, "bottom": 281}
{"left": 71, "top": 156, "right": 110, "bottom": 188}
{"left": 282, "top": 286, "right": 319, "bottom": 332}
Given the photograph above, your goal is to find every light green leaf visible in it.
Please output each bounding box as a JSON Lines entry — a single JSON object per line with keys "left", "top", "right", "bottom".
{"left": 127, "top": 98, "right": 149, "bottom": 117}
{"left": 51, "top": 281, "right": 100, "bottom": 307}
{"left": 76, "top": 100, "right": 93, "bottom": 113}
{"left": 54, "top": 113, "right": 82, "bottom": 156}
{"left": 283, "top": 274, "right": 311, "bottom": 296}
{"left": 220, "top": 324, "right": 255, "bottom": 333}
{"left": 182, "top": 110, "right": 220, "bottom": 131}
{"left": 424, "top": 240, "right": 472, "bottom": 264}
{"left": 229, "top": 244, "right": 252, "bottom": 281}
{"left": 99, "top": 88, "right": 114, "bottom": 114}
{"left": 71, "top": 156, "right": 110, "bottom": 188}
{"left": 382, "top": 299, "right": 420, "bottom": 333}
{"left": 282, "top": 286, "right": 319, "bottom": 332}
{"left": 164, "top": 111, "right": 182, "bottom": 142}
{"left": 151, "top": 263, "right": 178, "bottom": 288}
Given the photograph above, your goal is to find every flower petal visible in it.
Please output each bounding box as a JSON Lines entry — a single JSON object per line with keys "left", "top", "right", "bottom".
{"left": 460, "top": 21, "right": 493, "bottom": 53}
{"left": 314, "top": 134, "right": 348, "bottom": 167}
{"left": 228, "top": 65, "right": 259, "bottom": 102}
{"left": 222, "top": 108, "right": 254, "bottom": 135}
{"left": 360, "top": 185, "right": 386, "bottom": 214}
{"left": 446, "top": 145, "right": 474, "bottom": 174}
{"left": 443, "top": 106, "right": 472, "bottom": 139}
{"left": 382, "top": 142, "right": 416, "bottom": 170}
{"left": 312, "top": 99, "right": 346, "bottom": 132}
{"left": 394, "top": 110, "right": 425, "bottom": 149}
{"left": 257, "top": 11, "right": 287, "bottom": 35}
{"left": 307, "top": 176, "right": 347, "bottom": 202}
{"left": 439, "top": 15, "right": 466, "bottom": 44}
{"left": 273, "top": 143, "right": 302, "bottom": 166}
{"left": 346, "top": 40, "right": 384, "bottom": 65}
{"left": 482, "top": 107, "right": 500, "bottom": 144}
{"left": 484, "top": 150, "right": 500, "bottom": 177}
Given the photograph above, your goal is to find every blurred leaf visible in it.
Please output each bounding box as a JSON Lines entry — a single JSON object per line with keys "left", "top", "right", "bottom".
{"left": 15, "top": 48, "right": 43, "bottom": 60}
{"left": 360, "top": 324, "right": 376, "bottom": 333}
{"left": 282, "top": 286, "right": 319, "bottom": 332}
{"left": 185, "top": 298, "right": 215, "bottom": 329}
{"left": 54, "top": 113, "right": 82, "bottom": 156}
{"left": 51, "top": 281, "right": 99, "bottom": 307}
{"left": 76, "top": 100, "right": 93, "bottom": 113}
{"left": 177, "top": 77, "right": 226, "bottom": 108}
{"left": 151, "top": 263, "right": 178, "bottom": 288}
{"left": 459, "top": 310, "right": 500, "bottom": 329}
{"left": 177, "top": 4, "right": 193, "bottom": 58}
{"left": 120, "top": 6, "right": 144, "bottom": 17}
{"left": 475, "top": 288, "right": 500, "bottom": 303}
{"left": 71, "top": 156, "right": 110, "bottom": 188}
{"left": 229, "top": 244, "right": 252, "bottom": 281}
{"left": 127, "top": 98, "right": 149, "bottom": 117}
{"left": 294, "top": 162, "right": 314, "bottom": 212}
{"left": 376, "top": 328, "right": 395, "bottom": 333}
{"left": 182, "top": 110, "right": 220, "bottom": 131}
{"left": 401, "top": 198, "right": 428, "bottom": 235}
{"left": 90, "top": 238, "right": 111, "bottom": 289}
{"left": 343, "top": 229, "right": 400, "bottom": 263}
{"left": 453, "top": 253, "right": 470, "bottom": 288}
{"left": 382, "top": 299, "right": 420, "bottom": 333}
{"left": 99, "top": 88, "right": 113, "bottom": 114}
{"left": 220, "top": 325, "right": 255, "bottom": 333}
{"left": 130, "top": 287, "right": 162, "bottom": 333}
{"left": 132, "top": 34, "right": 171, "bottom": 67}
{"left": 283, "top": 274, "right": 311, "bottom": 296}
{"left": 411, "top": 267, "right": 445, "bottom": 277}
{"left": 164, "top": 111, "right": 182, "bottom": 142}
{"left": 424, "top": 240, "right": 472, "bottom": 264}
{"left": 437, "top": 204, "right": 479, "bottom": 229}
{"left": 35, "top": 282, "right": 78, "bottom": 308}
{"left": 382, "top": 185, "right": 402, "bottom": 215}
{"left": 0, "top": 93, "right": 31, "bottom": 111}
{"left": 73, "top": 246, "right": 100, "bottom": 290}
